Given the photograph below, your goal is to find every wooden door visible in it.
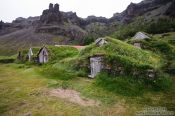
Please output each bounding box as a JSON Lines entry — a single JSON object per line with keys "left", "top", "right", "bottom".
{"left": 90, "top": 57, "right": 102, "bottom": 78}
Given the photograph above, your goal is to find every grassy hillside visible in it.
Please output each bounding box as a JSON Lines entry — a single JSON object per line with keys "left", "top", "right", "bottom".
{"left": 128, "top": 32, "right": 175, "bottom": 74}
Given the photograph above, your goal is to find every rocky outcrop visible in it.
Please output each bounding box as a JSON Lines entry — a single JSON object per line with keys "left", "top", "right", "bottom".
{"left": 40, "top": 3, "right": 64, "bottom": 24}
{"left": 36, "top": 3, "right": 87, "bottom": 43}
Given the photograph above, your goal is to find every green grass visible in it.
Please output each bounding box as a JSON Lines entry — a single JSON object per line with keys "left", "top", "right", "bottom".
{"left": 0, "top": 64, "right": 92, "bottom": 116}
{"left": 0, "top": 64, "right": 80, "bottom": 115}
{"left": 0, "top": 63, "right": 174, "bottom": 116}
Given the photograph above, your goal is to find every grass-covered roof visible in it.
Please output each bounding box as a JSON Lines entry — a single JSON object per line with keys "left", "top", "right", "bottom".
{"left": 80, "top": 37, "right": 163, "bottom": 69}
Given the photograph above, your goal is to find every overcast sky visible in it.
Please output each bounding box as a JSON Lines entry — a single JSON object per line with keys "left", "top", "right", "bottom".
{"left": 0, "top": 0, "right": 142, "bottom": 22}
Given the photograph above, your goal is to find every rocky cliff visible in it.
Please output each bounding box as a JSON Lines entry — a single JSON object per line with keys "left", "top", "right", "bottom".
{"left": 110, "top": 0, "right": 175, "bottom": 23}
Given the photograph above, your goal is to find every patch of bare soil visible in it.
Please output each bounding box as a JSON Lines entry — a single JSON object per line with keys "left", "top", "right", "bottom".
{"left": 50, "top": 89, "right": 100, "bottom": 106}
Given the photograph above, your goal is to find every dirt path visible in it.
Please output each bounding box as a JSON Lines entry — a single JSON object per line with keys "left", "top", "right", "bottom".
{"left": 50, "top": 89, "right": 100, "bottom": 106}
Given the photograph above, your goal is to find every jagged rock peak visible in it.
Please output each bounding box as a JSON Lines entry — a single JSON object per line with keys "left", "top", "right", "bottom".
{"left": 40, "top": 3, "right": 63, "bottom": 24}
{"left": 42, "top": 3, "right": 60, "bottom": 15}
{"left": 49, "top": 3, "right": 59, "bottom": 11}
{"left": 54, "top": 3, "right": 59, "bottom": 11}
{"left": 49, "top": 3, "right": 53, "bottom": 10}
